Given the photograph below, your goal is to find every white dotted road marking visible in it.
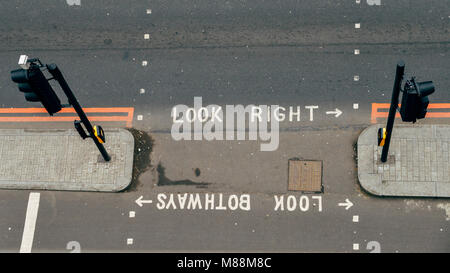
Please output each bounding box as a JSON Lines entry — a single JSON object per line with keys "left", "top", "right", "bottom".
{"left": 129, "top": 211, "right": 135, "bottom": 218}
{"left": 353, "top": 215, "right": 359, "bottom": 222}
{"left": 353, "top": 243, "right": 359, "bottom": 250}
{"left": 144, "top": 34, "right": 150, "bottom": 40}
{"left": 353, "top": 103, "right": 359, "bottom": 110}
{"left": 127, "top": 238, "right": 134, "bottom": 245}
{"left": 66, "top": 0, "right": 81, "bottom": 6}
{"left": 355, "top": 23, "right": 361, "bottom": 29}
{"left": 137, "top": 115, "right": 143, "bottom": 121}
{"left": 20, "top": 192, "right": 40, "bottom": 253}
{"left": 367, "top": 0, "right": 381, "bottom": 5}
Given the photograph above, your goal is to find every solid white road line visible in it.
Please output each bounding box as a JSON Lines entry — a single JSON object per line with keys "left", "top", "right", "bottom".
{"left": 20, "top": 192, "right": 40, "bottom": 253}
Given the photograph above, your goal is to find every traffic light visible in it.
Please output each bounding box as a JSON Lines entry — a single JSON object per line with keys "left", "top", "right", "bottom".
{"left": 399, "top": 77, "right": 435, "bottom": 123}
{"left": 11, "top": 63, "right": 62, "bottom": 115}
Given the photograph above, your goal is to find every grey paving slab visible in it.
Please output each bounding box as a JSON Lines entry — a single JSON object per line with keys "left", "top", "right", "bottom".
{"left": 0, "top": 129, "right": 134, "bottom": 192}
{"left": 358, "top": 124, "right": 450, "bottom": 197}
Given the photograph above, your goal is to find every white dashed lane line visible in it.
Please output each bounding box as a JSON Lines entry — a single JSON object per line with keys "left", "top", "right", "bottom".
{"left": 19, "top": 192, "right": 40, "bottom": 253}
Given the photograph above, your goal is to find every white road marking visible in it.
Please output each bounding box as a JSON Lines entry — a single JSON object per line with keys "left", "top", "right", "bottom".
{"left": 20, "top": 192, "right": 40, "bottom": 253}
{"left": 305, "top": 105, "right": 319, "bottom": 121}
{"left": 367, "top": 0, "right": 381, "bottom": 6}
{"left": 338, "top": 199, "right": 353, "bottom": 210}
{"left": 325, "top": 108, "right": 343, "bottom": 118}
{"left": 353, "top": 215, "right": 359, "bottom": 222}
{"left": 129, "top": 211, "right": 135, "bottom": 218}
{"left": 144, "top": 34, "right": 150, "bottom": 40}
{"left": 353, "top": 243, "right": 359, "bottom": 250}
{"left": 135, "top": 196, "right": 153, "bottom": 207}
{"left": 66, "top": 0, "right": 81, "bottom": 6}
{"left": 353, "top": 103, "right": 359, "bottom": 109}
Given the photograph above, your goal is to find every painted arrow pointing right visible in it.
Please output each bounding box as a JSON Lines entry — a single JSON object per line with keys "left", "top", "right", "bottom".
{"left": 326, "top": 108, "right": 343, "bottom": 118}
{"left": 338, "top": 198, "right": 353, "bottom": 210}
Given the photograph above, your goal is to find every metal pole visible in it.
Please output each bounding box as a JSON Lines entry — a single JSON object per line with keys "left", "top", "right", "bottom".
{"left": 381, "top": 61, "right": 405, "bottom": 163}
{"left": 46, "top": 64, "right": 111, "bottom": 162}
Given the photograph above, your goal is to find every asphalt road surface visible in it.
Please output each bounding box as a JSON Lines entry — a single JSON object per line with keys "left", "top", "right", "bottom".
{"left": 0, "top": 0, "right": 449, "bottom": 253}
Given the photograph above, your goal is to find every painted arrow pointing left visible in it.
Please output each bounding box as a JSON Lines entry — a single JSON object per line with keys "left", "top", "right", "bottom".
{"left": 135, "top": 196, "right": 153, "bottom": 207}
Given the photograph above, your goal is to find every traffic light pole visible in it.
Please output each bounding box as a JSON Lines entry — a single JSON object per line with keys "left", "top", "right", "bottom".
{"left": 381, "top": 61, "right": 405, "bottom": 163}
{"left": 46, "top": 64, "right": 111, "bottom": 162}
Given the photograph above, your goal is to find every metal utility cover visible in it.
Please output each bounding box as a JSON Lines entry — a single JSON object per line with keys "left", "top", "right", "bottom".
{"left": 288, "top": 160, "right": 323, "bottom": 192}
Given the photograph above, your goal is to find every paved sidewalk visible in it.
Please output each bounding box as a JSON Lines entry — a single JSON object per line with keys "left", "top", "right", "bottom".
{"left": 358, "top": 124, "right": 450, "bottom": 197}
{"left": 0, "top": 129, "right": 134, "bottom": 192}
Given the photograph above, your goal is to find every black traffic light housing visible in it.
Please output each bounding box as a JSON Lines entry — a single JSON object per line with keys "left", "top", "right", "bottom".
{"left": 10, "top": 56, "right": 111, "bottom": 161}
{"left": 399, "top": 77, "right": 435, "bottom": 123}
{"left": 11, "top": 61, "right": 62, "bottom": 115}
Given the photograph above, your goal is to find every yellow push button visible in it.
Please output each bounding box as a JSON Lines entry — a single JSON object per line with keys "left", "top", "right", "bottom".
{"left": 93, "top": 125, "right": 105, "bottom": 144}
{"left": 378, "top": 127, "right": 386, "bottom": 146}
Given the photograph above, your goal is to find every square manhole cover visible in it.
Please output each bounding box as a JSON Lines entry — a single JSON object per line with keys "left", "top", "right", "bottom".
{"left": 288, "top": 159, "right": 323, "bottom": 192}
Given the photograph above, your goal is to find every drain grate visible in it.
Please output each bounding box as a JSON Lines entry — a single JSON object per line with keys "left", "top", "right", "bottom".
{"left": 288, "top": 159, "right": 323, "bottom": 192}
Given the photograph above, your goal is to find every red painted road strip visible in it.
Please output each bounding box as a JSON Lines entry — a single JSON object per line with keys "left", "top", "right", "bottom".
{"left": 0, "top": 107, "right": 134, "bottom": 127}
{"left": 371, "top": 103, "right": 450, "bottom": 123}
